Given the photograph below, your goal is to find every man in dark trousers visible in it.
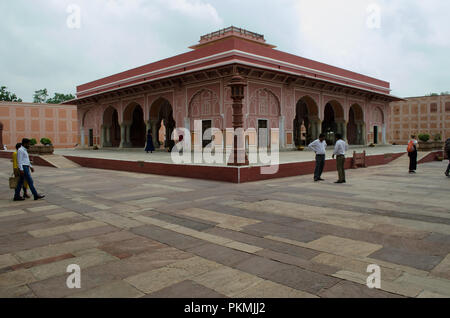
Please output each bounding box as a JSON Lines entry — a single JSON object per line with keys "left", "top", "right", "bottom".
{"left": 445, "top": 137, "right": 450, "bottom": 177}
{"left": 308, "top": 133, "right": 327, "bottom": 182}
{"left": 408, "top": 135, "right": 418, "bottom": 173}
{"left": 14, "top": 138, "right": 45, "bottom": 201}
{"left": 332, "top": 133, "right": 348, "bottom": 184}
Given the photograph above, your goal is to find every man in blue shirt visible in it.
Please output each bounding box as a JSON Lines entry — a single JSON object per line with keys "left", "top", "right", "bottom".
{"left": 14, "top": 138, "right": 45, "bottom": 201}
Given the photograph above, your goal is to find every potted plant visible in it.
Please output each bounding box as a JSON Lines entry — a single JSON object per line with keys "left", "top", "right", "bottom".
{"left": 418, "top": 133, "right": 433, "bottom": 151}
{"left": 432, "top": 133, "right": 444, "bottom": 150}
{"left": 29, "top": 137, "right": 54, "bottom": 155}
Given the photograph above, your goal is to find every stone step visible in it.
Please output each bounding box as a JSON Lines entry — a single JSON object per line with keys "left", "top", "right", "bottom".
{"left": 40, "top": 155, "right": 80, "bottom": 169}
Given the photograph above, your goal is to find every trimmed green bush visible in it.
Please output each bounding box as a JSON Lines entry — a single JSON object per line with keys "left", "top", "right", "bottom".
{"left": 40, "top": 137, "right": 52, "bottom": 145}
{"left": 30, "top": 138, "right": 37, "bottom": 146}
{"left": 418, "top": 134, "right": 430, "bottom": 142}
{"left": 433, "top": 133, "right": 442, "bottom": 141}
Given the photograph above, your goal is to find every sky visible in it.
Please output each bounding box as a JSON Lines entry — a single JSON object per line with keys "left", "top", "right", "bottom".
{"left": 1, "top": 0, "right": 449, "bottom": 102}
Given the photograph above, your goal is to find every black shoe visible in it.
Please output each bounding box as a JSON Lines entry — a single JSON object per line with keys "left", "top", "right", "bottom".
{"left": 318, "top": 178, "right": 325, "bottom": 181}
{"left": 342, "top": 180, "right": 346, "bottom": 183}
{"left": 334, "top": 181, "right": 344, "bottom": 184}
{"left": 314, "top": 179, "right": 319, "bottom": 182}
{"left": 409, "top": 171, "right": 416, "bottom": 174}
{"left": 446, "top": 172, "right": 449, "bottom": 177}
{"left": 14, "top": 197, "right": 25, "bottom": 201}
{"left": 34, "top": 194, "right": 45, "bottom": 201}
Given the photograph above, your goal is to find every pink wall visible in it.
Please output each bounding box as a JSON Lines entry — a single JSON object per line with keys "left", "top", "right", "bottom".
{"left": 0, "top": 102, "right": 78, "bottom": 149}
{"left": 78, "top": 76, "right": 389, "bottom": 148}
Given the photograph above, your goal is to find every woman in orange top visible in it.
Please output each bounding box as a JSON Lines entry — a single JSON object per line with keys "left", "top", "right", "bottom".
{"left": 12, "top": 143, "right": 30, "bottom": 198}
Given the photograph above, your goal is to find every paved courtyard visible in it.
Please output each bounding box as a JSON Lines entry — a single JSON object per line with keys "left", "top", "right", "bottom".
{"left": 0, "top": 156, "right": 449, "bottom": 298}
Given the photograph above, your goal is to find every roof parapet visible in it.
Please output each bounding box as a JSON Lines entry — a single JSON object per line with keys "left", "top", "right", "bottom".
{"left": 189, "top": 26, "right": 276, "bottom": 50}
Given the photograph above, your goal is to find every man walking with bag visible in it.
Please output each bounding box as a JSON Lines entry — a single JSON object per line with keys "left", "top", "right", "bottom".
{"left": 332, "top": 133, "right": 348, "bottom": 184}
{"left": 13, "top": 138, "right": 45, "bottom": 202}
{"left": 308, "top": 133, "right": 327, "bottom": 182}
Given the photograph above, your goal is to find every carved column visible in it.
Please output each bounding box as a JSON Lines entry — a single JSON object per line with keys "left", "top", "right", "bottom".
{"left": 119, "top": 123, "right": 126, "bottom": 148}
{"left": 80, "top": 126, "right": 85, "bottom": 148}
{"left": 150, "top": 119, "right": 159, "bottom": 148}
{"left": 126, "top": 124, "right": 131, "bottom": 147}
{"left": 228, "top": 75, "right": 248, "bottom": 166}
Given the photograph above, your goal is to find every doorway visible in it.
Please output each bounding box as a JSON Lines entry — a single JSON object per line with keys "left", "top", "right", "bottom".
{"left": 258, "top": 119, "right": 268, "bottom": 148}
{"left": 89, "top": 129, "right": 94, "bottom": 147}
{"left": 202, "top": 120, "right": 212, "bottom": 148}
{"left": 374, "top": 126, "right": 379, "bottom": 144}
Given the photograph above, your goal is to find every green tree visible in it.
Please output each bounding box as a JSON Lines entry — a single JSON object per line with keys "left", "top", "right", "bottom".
{"left": 46, "top": 93, "right": 75, "bottom": 104}
{"left": 0, "top": 86, "right": 23, "bottom": 102}
{"left": 33, "top": 88, "right": 49, "bottom": 103}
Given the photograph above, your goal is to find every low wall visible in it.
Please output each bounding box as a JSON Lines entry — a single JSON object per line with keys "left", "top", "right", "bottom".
{"left": 63, "top": 152, "right": 407, "bottom": 184}
{"left": 0, "top": 151, "right": 56, "bottom": 168}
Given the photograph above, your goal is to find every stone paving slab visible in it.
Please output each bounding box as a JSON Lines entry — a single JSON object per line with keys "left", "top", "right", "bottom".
{"left": 0, "top": 158, "right": 449, "bottom": 298}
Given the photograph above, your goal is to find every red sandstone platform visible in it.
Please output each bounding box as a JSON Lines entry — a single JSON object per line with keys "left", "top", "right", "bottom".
{"left": 0, "top": 149, "right": 442, "bottom": 184}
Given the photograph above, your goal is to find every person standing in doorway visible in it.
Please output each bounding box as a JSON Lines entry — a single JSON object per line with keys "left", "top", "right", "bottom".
{"left": 444, "top": 137, "right": 450, "bottom": 177}
{"left": 13, "top": 138, "right": 45, "bottom": 201}
{"left": 145, "top": 129, "right": 155, "bottom": 154}
{"left": 308, "top": 133, "right": 327, "bottom": 182}
{"left": 12, "top": 143, "right": 30, "bottom": 199}
{"left": 332, "top": 133, "right": 348, "bottom": 184}
{"left": 407, "top": 135, "right": 418, "bottom": 174}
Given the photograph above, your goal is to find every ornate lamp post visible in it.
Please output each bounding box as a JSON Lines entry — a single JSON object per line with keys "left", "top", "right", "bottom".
{"left": 228, "top": 75, "right": 249, "bottom": 166}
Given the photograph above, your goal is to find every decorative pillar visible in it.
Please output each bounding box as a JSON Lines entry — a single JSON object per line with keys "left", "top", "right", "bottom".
{"left": 105, "top": 125, "right": 112, "bottom": 147}
{"left": 279, "top": 116, "right": 285, "bottom": 148}
{"left": 150, "top": 119, "right": 159, "bottom": 148}
{"left": 119, "top": 123, "right": 126, "bottom": 148}
{"left": 80, "top": 126, "right": 85, "bottom": 148}
{"left": 227, "top": 75, "right": 248, "bottom": 166}
{"left": 343, "top": 121, "right": 348, "bottom": 141}
{"left": 126, "top": 124, "right": 131, "bottom": 147}
{"left": 362, "top": 123, "right": 367, "bottom": 145}
{"left": 382, "top": 124, "right": 387, "bottom": 144}
{"left": 101, "top": 126, "right": 106, "bottom": 147}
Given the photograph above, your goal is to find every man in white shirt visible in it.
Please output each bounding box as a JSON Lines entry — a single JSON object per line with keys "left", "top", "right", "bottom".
{"left": 332, "top": 133, "right": 348, "bottom": 184}
{"left": 14, "top": 138, "right": 45, "bottom": 201}
{"left": 308, "top": 133, "right": 327, "bottom": 181}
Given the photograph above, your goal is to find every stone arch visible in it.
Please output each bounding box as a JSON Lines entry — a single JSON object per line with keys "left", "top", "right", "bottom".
{"left": 294, "top": 95, "right": 320, "bottom": 146}
{"left": 322, "top": 100, "right": 345, "bottom": 144}
{"left": 247, "top": 88, "right": 281, "bottom": 147}
{"left": 188, "top": 89, "right": 221, "bottom": 148}
{"left": 102, "top": 106, "right": 121, "bottom": 147}
{"left": 150, "top": 97, "right": 176, "bottom": 149}
{"left": 373, "top": 106, "right": 384, "bottom": 125}
{"left": 188, "top": 89, "right": 221, "bottom": 129}
{"left": 347, "top": 103, "right": 365, "bottom": 145}
{"left": 122, "top": 102, "right": 146, "bottom": 147}
{"left": 372, "top": 106, "right": 385, "bottom": 145}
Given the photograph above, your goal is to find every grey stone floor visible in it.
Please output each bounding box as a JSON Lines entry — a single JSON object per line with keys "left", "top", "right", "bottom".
{"left": 0, "top": 156, "right": 449, "bottom": 298}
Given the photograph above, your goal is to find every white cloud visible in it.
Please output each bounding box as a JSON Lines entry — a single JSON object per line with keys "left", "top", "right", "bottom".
{"left": 293, "top": 0, "right": 450, "bottom": 96}
{"left": 164, "top": 0, "right": 222, "bottom": 24}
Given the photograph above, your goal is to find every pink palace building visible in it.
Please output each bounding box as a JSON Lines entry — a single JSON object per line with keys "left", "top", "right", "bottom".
{"left": 68, "top": 27, "right": 401, "bottom": 150}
